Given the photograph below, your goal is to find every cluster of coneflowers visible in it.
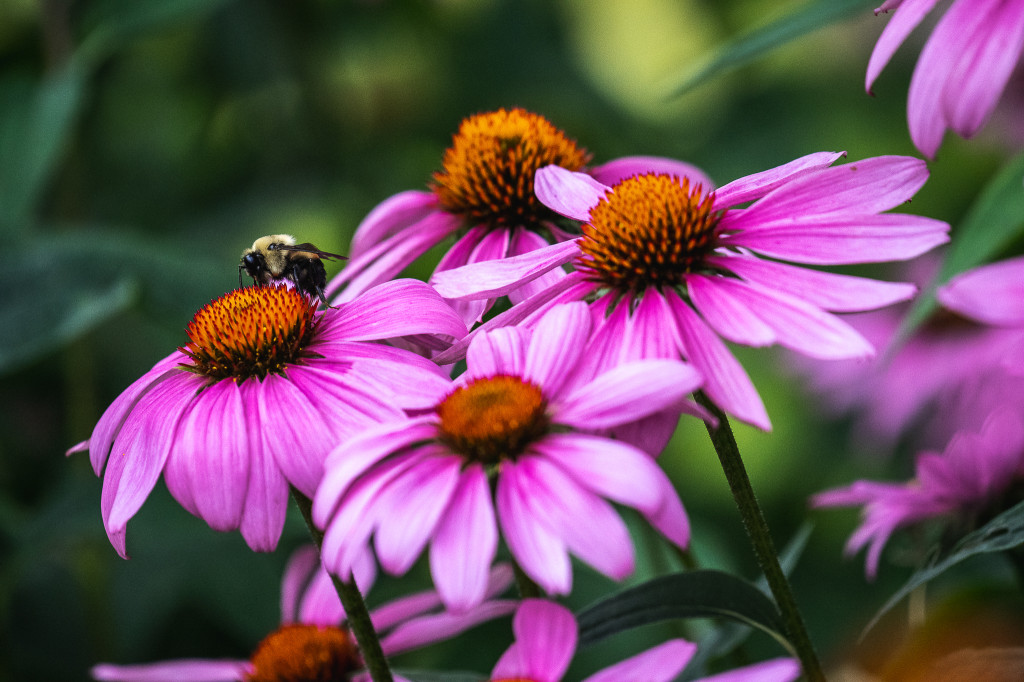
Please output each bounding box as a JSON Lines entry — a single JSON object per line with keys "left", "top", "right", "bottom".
{"left": 72, "top": 2, "right": 1024, "bottom": 680}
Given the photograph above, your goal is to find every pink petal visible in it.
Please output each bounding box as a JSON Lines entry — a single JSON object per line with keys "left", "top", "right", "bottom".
{"left": 556, "top": 360, "right": 701, "bottom": 428}
{"left": 465, "top": 326, "right": 530, "bottom": 380}
{"left": 310, "top": 345, "right": 449, "bottom": 411}
{"left": 937, "top": 255, "right": 1024, "bottom": 326}
{"left": 430, "top": 239, "right": 580, "bottom": 300}
{"left": 379, "top": 599, "right": 517, "bottom": 657}
{"left": 585, "top": 639, "right": 696, "bottom": 682}
{"left": 591, "top": 156, "right": 715, "bottom": 191}
{"left": 711, "top": 254, "right": 916, "bottom": 312}
{"left": 496, "top": 464, "right": 572, "bottom": 595}
{"left": 524, "top": 302, "right": 592, "bottom": 394}
{"left": 236, "top": 393, "right": 291, "bottom": 553}
{"left": 91, "top": 660, "right": 250, "bottom": 682}
{"left": 325, "top": 279, "right": 467, "bottom": 341}
{"left": 429, "top": 465, "right": 498, "bottom": 612}
{"left": 728, "top": 156, "right": 929, "bottom": 222}
{"left": 373, "top": 454, "right": 462, "bottom": 576}
{"left": 667, "top": 291, "right": 771, "bottom": 430}
{"left": 688, "top": 274, "right": 777, "bottom": 347}
{"left": 866, "top": 0, "right": 941, "bottom": 93}
{"left": 723, "top": 213, "right": 950, "bottom": 265}
{"left": 491, "top": 599, "right": 577, "bottom": 682}
{"left": 280, "top": 545, "right": 319, "bottom": 623}
{"left": 698, "top": 657, "right": 801, "bottom": 682}
{"left": 713, "top": 152, "right": 845, "bottom": 208}
{"left": 508, "top": 227, "right": 567, "bottom": 305}
{"left": 349, "top": 190, "right": 437, "bottom": 258}
{"left": 534, "top": 164, "right": 609, "bottom": 220}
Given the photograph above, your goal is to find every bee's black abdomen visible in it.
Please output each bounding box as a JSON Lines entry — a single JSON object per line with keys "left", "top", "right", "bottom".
{"left": 290, "top": 258, "right": 329, "bottom": 303}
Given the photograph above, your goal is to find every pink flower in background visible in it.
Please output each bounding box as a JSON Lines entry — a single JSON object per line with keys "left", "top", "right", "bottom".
{"left": 867, "top": 0, "right": 1024, "bottom": 158}
{"left": 488, "top": 599, "right": 800, "bottom": 682}
{"left": 326, "top": 107, "right": 710, "bottom": 324}
{"left": 314, "top": 303, "right": 699, "bottom": 611}
{"left": 433, "top": 153, "right": 948, "bottom": 430}
{"left": 812, "top": 409, "right": 1024, "bottom": 577}
{"left": 68, "top": 281, "right": 466, "bottom": 557}
{"left": 92, "top": 546, "right": 516, "bottom": 682}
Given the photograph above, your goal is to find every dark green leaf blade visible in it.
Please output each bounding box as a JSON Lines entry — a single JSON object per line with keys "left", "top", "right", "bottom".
{"left": 898, "top": 150, "right": 1024, "bottom": 339}
{"left": 865, "top": 500, "right": 1024, "bottom": 635}
{"left": 668, "top": 0, "right": 876, "bottom": 98}
{"left": 577, "top": 569, "right": 790, "bottom": 652}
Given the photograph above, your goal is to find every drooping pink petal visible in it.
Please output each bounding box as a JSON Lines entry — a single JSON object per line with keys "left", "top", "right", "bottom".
{"left": 591, "top": 156, "right": 715, "bottom": 191}
{"left": 91, "top": 660, "right": 251, "bottom": 682}
{"left": 866, "top": 0, "right": 941, "bottom": 93}
{"left": 937, "top": 256, "right": 1024, "bottom": 326}
{"left": 280, "top": 545, "right": 319, "bottom": 623}
{"left": 697, "top": 657, "right": 801, "bottom": 682}
{"left": 584, "top": 639, "right": 696, "bottom": 682}
{"left": 712, "top": 151, "right": 845, "bottom": 208}
{"left": 688, "top": 274, "right": 777, "bottom": 347}
{"left": 429, "top": 465, "right": 499, "bottom": 612}
{"left": 524, "top": 301, "right": 591, "bottom": 395}
{"left": 508, "top": 227, "right": 568, "bottom": 305}
{"left": 496, "top": 463, "right": 572, "bottom": 595}
{"left": 349, "top": 190, "right": 437, "bottom": 258}
{"left": 310, "top": 345, "right": 449, "bottom": 411}
{"left": 324, "top": 279, "right": 467, "bottom": 342}
{"left": 534, "top": 164, "right": 610, "bottom": 220}
{"left": 373, "top": 453, "right": 462, "bottom": 575}
{"left": 237, "top": 392, "right": 291, "bottom": 553}
{"left": 430, "top": 238, "right": 580, "bottom": 300}
{"left": 556, "top": 360, "right": 701, "bottom": 428}
{"left": 379, "top": 599, "right": 517, "bottom": 657}
{"left": 436, "top": 226, "right": 503, "bottom": 325}
{"left": 728, "top": 156, "right": 929, "bottom": 221}
{"left": 667, "top": 291, "right": 771, "bottom": 430}
{"left": 491, "top": 599, "right": 577, "bottom": 682}
{"left": 722, "top": 213, "right": 950, "bottom": 265}
{"left": 712, "top": 254, "right": 916, "bottom": 312}
{"left": 465, "top": 326, "right": 530, "bottom": 380}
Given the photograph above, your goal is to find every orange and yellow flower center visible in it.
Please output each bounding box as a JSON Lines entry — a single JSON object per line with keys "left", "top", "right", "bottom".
{"left": 432, "top": 108, "right": 592, "bottom": 230}
{"left": 437, "top": 375, "right": 549, "bottom": 464}
{"left": 245, "top": 623, "right": 359, "bottom": 682}
{"left": 180, "top": 285, "right": 320, "bottom": 381}
{"left": 579, "top": 173, "right": 721, "bottom": 293}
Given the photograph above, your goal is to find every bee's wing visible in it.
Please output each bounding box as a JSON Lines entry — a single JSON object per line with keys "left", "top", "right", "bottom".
{"left": 275, "top": 243, "right": 347, "bottom": 261}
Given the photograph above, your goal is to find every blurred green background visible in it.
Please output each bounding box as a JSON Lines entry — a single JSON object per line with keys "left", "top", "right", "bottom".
{"left": 2, "top": 1, "right": 1021, "bottom": 680}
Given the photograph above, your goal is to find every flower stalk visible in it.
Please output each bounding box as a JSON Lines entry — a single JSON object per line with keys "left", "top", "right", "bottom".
{"left": 291, "top": 488, "right": 394, "bottom": 682}
{"left": 696, "top": 393, "right": 825, "bottom": 682}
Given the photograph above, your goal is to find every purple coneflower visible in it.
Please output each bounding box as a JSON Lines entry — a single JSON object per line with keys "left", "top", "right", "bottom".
{"left": 866, "top": 0, "right": 1024, "bottom": 157}
{"left": 69, "top": 280, "right": 466, "bottom": 557}
{"left": 92, "top": 546, "right": 516, "bottom": 682}
{"left": 813, "top": 409, "right": 1024, "bottom": 577}
{"left": 487, "top": 599, "right": 800, "bottom": 682}
{"left": 432, "top": 153, "right": 949, "bottom": 429}
{"left": 325, "top": 107, "right": 710, "bottom": 324}
{"left": 313, "top": 302, "right": 699, "bottom": 611}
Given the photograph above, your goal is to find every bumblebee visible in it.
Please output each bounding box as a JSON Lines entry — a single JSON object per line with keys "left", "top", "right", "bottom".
{"left": 239, "top": 234, "right": 345, "bottom": 305}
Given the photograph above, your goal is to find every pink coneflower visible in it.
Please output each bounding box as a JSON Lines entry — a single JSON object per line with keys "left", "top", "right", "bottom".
{"left": 866, "top": 0, "right": 1024, "bottom": 158}
{"left": 432, "top": 154, "right": 949, "bottom": 430}
{"left": 313, "top": 302, "right": 699, "bottom": 611}
{"left": 325, "top": 107, "right": 710, "bottom": 323}
{"left": 488, "top": 599, "right": 800, "bottom": 682}
{"left": 68, "top": 280, "right": 466, "bottom": 557}
{"left": 812, "top": 409, "right": 1024, "bottom": 577}
{"left": 92, "top": 546, "right": 516, "bottom": 682}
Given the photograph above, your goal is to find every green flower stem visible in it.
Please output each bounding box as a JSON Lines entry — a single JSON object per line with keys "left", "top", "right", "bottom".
{"left": 291, "top": 488, "right": 394, "bottom": 682}
{"left": 696, "top": 393, "right": 826, "bottom": 682}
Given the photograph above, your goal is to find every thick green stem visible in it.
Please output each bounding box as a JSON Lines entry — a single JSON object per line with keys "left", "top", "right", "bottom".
{"left": 696, "top": 394, "right": 826, "bottom": 682}
{"left": 291, "top": 488, "right": 394, "bottom": 682}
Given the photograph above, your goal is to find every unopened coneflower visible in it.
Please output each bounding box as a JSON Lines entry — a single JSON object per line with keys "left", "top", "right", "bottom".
{"left": 432, "top": 153, "right": 950, "bottom": 429}
{"left": 325, "top": 107, "right": 710, "bottom": 324}
{"left": 91, "top": 546, "right": 516, "bottom": 682}
{"left": 68, "top": 280, "right": 466, "bottom": 557}
{"left": 313, "top": 302, "right": 700, "bottom": 611}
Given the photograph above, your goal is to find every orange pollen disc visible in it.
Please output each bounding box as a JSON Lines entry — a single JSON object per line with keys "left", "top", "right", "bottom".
{"left": 245, "top": 624, "right": 359, "bottom": 682}
{"left": 437, "top": 375, "right": 549, "bottom": 464}
{"left": 579, "top": 173, "right": 722, "bottom": 293}
{"left": 431, "top": 108, "right": 592, "bottom": 229}
{"left": 179, "top": 285, "right": 320, "bottom": 381}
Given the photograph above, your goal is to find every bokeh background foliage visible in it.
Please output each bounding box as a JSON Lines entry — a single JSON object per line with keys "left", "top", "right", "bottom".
{"left": 3, "top": 1, "right": 1022, "bottom": 680}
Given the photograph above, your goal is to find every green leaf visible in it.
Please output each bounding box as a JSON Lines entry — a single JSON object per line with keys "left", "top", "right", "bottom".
{"left": 865, "top": 500, "right": 1024, "bottom": 635}
{"left": 668, "top": 0, "right": 875, "bottom": 97}
{"left": 0, "top": 62, "right": 89, "bottom": 232}
{"left": 576, "top": 569, "right": 790, "bottom": 653}
{"left": 898, "top": 150, "right": 1024, "bottom": 339}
